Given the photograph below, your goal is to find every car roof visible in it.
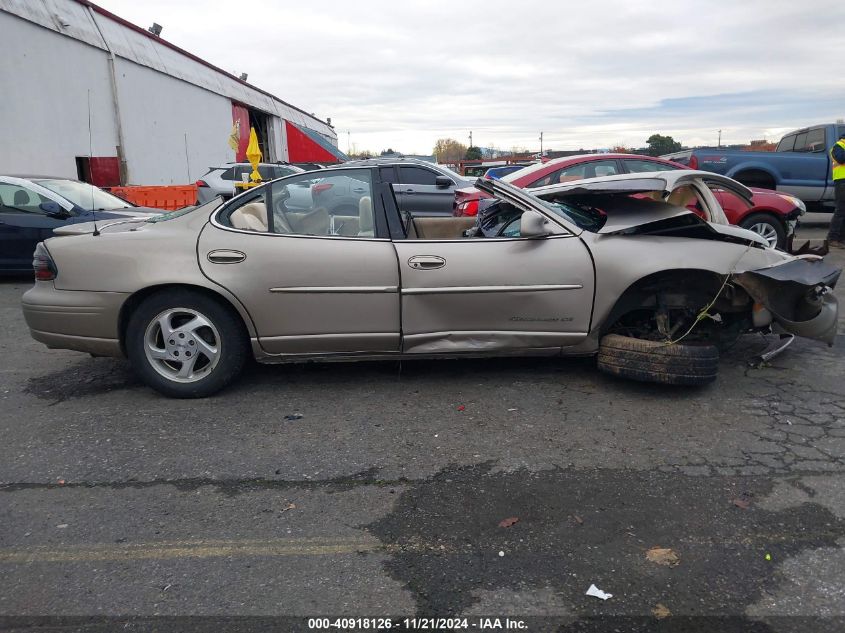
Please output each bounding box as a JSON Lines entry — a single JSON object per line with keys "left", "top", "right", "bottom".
{"left": 530, "top": 169, "right": 752, "bottom": 201}
{"left": 342, "top": 157, "right": 449, "bottom": 168}
{"left": 1, "top": 174, "right": 72, "bottom": 181}
{"left": 211, "top": 162, "right": 296, "bottom": 168}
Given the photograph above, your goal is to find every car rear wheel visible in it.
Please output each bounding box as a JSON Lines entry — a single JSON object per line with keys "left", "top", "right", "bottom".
{"left": 739, "top": 213, "right": 786, "bottom": 249}
{"left": 126, "top": 290, "right": 248, "bottom": 398}
{"left": 597, "top": 334, "right": 719, "bottom": 386}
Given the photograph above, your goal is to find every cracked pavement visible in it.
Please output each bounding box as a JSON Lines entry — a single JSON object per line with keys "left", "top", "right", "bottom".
{"left": 1, "top": 221, "right": 844, "bottom": 632}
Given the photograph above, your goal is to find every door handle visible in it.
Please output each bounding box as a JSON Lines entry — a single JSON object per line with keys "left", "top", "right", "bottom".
{"left": 207, "top": 249, "right": 246, "bottom": 264}
{"left": 352, "top": 187, "right": 366, "bottom": 193}
{"left": 408, "top": 255, "right": 445, "bottom": 270}
{"left": 404, "top": 188, "right": 415, "bottom": 194}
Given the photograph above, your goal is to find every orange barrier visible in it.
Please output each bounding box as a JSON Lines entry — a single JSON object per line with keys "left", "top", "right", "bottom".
{"left": 108, "top": 185, "right": 198, "bottom": 210}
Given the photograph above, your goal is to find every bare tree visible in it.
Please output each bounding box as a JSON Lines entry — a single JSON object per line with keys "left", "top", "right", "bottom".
{"left": 434, "top": 138, "right": 468, "bottom": 164}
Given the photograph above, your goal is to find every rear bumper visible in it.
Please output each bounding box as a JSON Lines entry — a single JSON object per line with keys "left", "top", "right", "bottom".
{"left": 22, "top": 283, "right": 128, "bottom": 357}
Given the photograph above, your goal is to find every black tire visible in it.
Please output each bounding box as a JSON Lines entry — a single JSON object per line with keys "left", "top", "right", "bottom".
{"left": 597, "top": 334, "right": 719, "bottom": 386}
{"left": 739, "top": 212, "right": 786, "bottom": 250}
{"left": 126, "top": 289, "right": 249, "bottom": 398}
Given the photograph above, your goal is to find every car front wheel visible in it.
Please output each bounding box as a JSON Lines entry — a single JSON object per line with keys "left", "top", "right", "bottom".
{"left": 126, "top": 289, "right": 248, "bottom": 398}
{"left": 597, "top": 334, "right": 719, "bottom": 386}
{"left": 739, "top": 213, "right": 786, "bottom": 249}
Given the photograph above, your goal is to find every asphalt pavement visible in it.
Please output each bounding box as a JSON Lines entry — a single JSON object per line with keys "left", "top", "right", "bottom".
{"left": 1, "top": 218, "right": 844, "bottom": 632}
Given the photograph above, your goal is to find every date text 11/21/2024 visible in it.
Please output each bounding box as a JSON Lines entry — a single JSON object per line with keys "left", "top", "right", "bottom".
{"left": 307, "top": 617, "right": 528, "bottom": 630}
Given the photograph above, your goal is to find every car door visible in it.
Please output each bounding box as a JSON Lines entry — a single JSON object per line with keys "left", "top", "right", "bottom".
{"left": 394, "top": 165, "right": 455, "bottom": 216}
{"left": 197, "top": 168, "right": 401, "bottom": 356}
{"left": 0, "top": 182, "right": 69, "bottom": 271}
{"left": 393, "top": 187, "right": 595, "bottom": 354}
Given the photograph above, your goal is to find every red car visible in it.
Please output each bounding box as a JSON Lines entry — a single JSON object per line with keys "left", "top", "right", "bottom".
{"left": 454, "top": 153, "right": 805, "bottom": 249}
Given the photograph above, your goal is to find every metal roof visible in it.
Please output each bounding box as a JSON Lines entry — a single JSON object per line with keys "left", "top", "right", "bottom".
{"left": 0, "top": 0, "right": 336, "bottom": 140}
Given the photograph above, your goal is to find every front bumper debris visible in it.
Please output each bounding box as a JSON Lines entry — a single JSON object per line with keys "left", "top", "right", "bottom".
{"left": 733, "top": 258, "right": 841, "bottom": 345}
{"left": 787, "top": 234, "right": 829, "bottom": 256}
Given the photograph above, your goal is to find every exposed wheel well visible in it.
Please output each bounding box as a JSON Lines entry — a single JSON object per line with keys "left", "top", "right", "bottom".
{"left": 601, "top": 269, "right": 727, "bottom": 335}
{"left": 732, "top": 169, "right": 776, "bottom": 190}
{"left": 118, "top": 284, "right": 250, "bottom": 355}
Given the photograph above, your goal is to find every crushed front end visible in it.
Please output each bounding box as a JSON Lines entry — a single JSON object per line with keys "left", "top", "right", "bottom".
{"left": 734, "top": 257, "right": 841, "bottom": 345}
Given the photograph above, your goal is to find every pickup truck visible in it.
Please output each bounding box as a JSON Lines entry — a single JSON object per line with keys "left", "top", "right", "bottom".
{"left": 662, "top": 123, "right": 845, "bottom": 209}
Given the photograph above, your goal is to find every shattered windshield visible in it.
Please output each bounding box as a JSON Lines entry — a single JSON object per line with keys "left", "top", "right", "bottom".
{"left": 540, "top": 198, "right": 607, "bottom": 232}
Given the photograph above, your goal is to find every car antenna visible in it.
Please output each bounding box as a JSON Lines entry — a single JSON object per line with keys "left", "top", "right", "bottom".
{"left": 87, "top": 89, "right": 100, "bottom": 237}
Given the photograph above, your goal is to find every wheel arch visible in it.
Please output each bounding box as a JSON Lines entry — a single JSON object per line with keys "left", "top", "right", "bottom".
{"left": 734, "top": 207, "right": 786, "bottom": 226}
{"left": 728, "top": 166, "right": 777, "bottom": 190}
{"left": 118, "top": 283, "right": 256, "bottom": 355}
{"left": 599, "top": 268, "right": 726, "bottom": 335}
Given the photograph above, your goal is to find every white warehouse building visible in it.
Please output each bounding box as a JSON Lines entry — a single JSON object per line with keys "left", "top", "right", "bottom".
{"left": 0, "top": 0, "right": 345, "bottom": 187}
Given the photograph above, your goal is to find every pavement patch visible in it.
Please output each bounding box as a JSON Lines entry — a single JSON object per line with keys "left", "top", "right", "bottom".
{"left": 367, "top": 464, "right": 845, "bottom": 624}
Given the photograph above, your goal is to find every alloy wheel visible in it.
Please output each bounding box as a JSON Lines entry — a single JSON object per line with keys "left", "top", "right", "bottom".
{"left": 746, "top": 222, "right": 779, "bottom": 248}
{"left": 143, "top": 308, "right": 221, "bottom": 383}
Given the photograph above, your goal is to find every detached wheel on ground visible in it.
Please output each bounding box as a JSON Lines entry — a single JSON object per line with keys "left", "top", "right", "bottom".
{"left": 126, "top": 289, "right": 249, "bottom": 398}
{"left": 597, "top": 334, "right": 719, "bottom": 386}
{"left": 739, "top": 213, "right": 786, "bottom": 249}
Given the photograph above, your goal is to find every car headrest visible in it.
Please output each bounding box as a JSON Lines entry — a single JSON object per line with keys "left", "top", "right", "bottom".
{"left": 230, "top": 202, "right": 268, "bottom": 231}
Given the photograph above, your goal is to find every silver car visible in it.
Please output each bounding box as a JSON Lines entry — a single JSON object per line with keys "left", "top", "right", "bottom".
{"left": 22, "top": 167, "right": 839, "bottom": 398}
{"left": 196, "top": 162, "right": 303, "bottom": 204}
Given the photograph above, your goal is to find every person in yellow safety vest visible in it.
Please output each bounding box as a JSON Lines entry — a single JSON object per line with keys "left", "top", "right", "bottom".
{"left": 828, "top": 131, "right": 845, "bottom": 247}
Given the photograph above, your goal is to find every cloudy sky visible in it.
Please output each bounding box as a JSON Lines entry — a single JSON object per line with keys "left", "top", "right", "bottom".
{"left": 99, "top": 0, "right": 844, "bottom": 155}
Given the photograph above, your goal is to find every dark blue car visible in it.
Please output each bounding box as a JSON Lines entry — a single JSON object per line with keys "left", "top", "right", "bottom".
{"left": 0, "top": 176, "right": 161, "bottom": 273}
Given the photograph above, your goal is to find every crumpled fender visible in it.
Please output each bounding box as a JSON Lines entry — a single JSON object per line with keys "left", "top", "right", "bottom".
{"left": 733, "top": 258, "right": 842, "bottom": 345}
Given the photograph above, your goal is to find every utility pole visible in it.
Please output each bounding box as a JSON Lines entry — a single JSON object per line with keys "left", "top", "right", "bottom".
{"left": 347, "top": 130, "right": 351, "bottom": 155}
{"left": 469, "top": 131, "right": 473, "bottom": 148}
{"left": 539, "top": 131, "right": 544, "bottom": 156}
{"left": 717, "top": 129, "right": 722, "bottom": 148}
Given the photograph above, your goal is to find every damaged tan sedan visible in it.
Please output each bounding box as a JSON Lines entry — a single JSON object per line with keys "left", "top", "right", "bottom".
{"left": 22, "top": 167, "right": 840, "bottom": 397}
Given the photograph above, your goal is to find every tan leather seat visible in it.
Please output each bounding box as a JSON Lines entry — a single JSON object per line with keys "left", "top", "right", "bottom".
{"left": 413, "top": 217, "right": 476, "bottom": 239}
{"left": 358, "top": 196, "right": 374, "bottom": 237}
{"left": 667, "top": 185, "right": 698, "bottom": 208}
{"left": 230, "top": 202, "right": 268, "bottom": 231}
{"left": 290, "top": 207, "right": 330, "bottom": 235}
{"left": 333, "top": 215, "right": 360, "bottom": 236}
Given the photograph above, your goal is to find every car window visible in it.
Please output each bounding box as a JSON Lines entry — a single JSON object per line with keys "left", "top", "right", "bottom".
{"left": 0, "top": 183, "right": 50, "bottom": 212}
{"left": 792, "top": 132, "right": 808, "bottom": 152}
{"left": 805, "top": 128, "right": 826, "bottom": 153}
{"left": 776, "top": 134, "right": 797, "bottom": 152}
{"left": 273, "top": 166, "right": 298, "bottom": 179}
{"left": 222, "top": 169, "right": 377, "bottom": 238}
{"left": 527, "top": 160, "right": 620, "bottom": 188}
{"left": 624, "top": 159, "right": 678, "bottom": 173}
{"left": 399, "top": 166, "right": 440, "bottom": 185}
{"left": 500, "top": 215, "right": 523, "bottom": 237}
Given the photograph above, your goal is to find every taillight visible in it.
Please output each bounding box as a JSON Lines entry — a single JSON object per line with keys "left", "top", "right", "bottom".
{"left": 33, "top": 242, "right": 57, "bottom": 281}
{"left": 195, "top": 180, "right": 208, "bottom": 187}
{"left": 457, "top": 200, "right": 480, "bottom": 217}
{"left": 312, "top": 183, "right": 333, "bottom": 195}
{"left": 688, "top": 155, "right": 699, "bottom": 169}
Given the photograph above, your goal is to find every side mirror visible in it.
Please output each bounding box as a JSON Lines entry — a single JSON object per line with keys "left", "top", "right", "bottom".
{"left": 435, "top": 176, "right": 453, "bottom": 189}
{"left": 520, "top": 210, "right": 552, "bottom": 238}
{"left": 39, "top": 201, "right": 71, "bottom": 218}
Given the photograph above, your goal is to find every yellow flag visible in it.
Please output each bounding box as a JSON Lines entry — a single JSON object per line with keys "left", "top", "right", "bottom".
{"left": 246, "top": 127, "right": 262, "bottom": 181}
{"left": 227, "top": 120, "right": 240, "bottom": 152}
